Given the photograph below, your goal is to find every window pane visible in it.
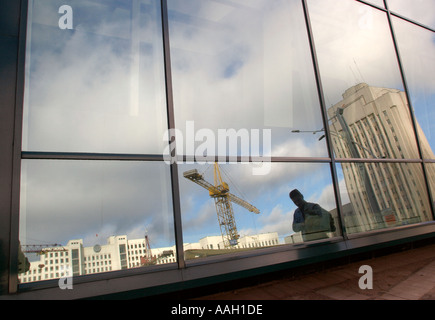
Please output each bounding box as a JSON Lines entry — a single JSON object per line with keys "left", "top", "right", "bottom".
{"left": 23, "top": 0, "right": 168, "bottom": 154}
{"left": 167, "top": 0, "right": 328, "bottom": 159}
{"left": 393, "top": 17, "right": 435, "bottom": 159}
{"left": 307, "top": 0, "right": 420, "bottom": 160}
{"left": 179, "top": 162, "right": 339, "bottom": 262}
{"left": 336, "top": 162, "right": 432, "bottom": 234}
{"left": 388, "top": 0, "right": 435, "bottom": 29}
{"left": 18, "top": 160, "right": 175, "bottom": 284}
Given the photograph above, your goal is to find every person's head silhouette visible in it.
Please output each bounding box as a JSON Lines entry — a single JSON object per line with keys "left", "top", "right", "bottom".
{"left": 289, "top": 189, "right": 305, "bottom": 208}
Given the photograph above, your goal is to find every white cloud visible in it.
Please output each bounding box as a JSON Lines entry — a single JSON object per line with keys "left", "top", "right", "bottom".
{"left": 24, "top": 2, "right": 167, "bottom": 154}
{"left": 388, "top": 0, "right": 435, "bottom": 29}
{"left": 307, "top": 0, "right": 407, "bottom": 104}
{"left": 23, "top": 0, "right": 416, "bottom": 249}
{"left": 169, "top": 0, "right": 326, "bottom": 157}
{"left": 20, "top": 160, "right": 175, "bottom": 248}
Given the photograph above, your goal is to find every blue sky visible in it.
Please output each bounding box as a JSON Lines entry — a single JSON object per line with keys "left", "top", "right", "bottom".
{"left": 178, "top": 161, "right": 338, "bottom": 244}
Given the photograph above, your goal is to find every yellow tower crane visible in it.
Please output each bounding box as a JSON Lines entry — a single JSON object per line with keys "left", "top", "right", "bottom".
{"left": 183, "top": 163, "right": 260, "bottom": 248}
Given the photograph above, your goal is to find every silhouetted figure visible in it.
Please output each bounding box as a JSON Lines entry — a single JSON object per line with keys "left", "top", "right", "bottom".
{"left": 290, "top": 189, "right": 336, "bottom": 242}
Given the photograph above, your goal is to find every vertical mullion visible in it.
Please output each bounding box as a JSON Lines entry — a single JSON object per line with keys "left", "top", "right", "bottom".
{"left": 160, "top": 0, "right": 185, "bottom": 269}
{"left": 301, "top": 0, "right": 347, "bottom": 239}
{"left": 8, "top": 0, "right": 28, "bottom": 294}
{"left": 383, "top": 0, "right": 435, "bottom": 221}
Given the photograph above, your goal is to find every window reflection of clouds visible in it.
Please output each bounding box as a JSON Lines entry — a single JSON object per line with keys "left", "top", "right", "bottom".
{"left": 17, "top": 0, "right": 435, "bottom": 284}
{"left": 23, "top": 0, "right": 167, "bottom": 154}
{"left": 388, "top": 0, "right": 435, "bottom": 29}
{"left": 308, "top": 0, "right": 422, "bottom": 160}
{"left": 308, "top": 0, "right": 404, "bottom": 104}
{"left": 20, "top": 1, "right": 176, "bottom": 282}
{"left": 178, "top": 162, "right": 337, "bottom": 247}
{"left": 363, "top": 0, "right": 385, "bottom": 8}
{"left": 168, "top": 0, "right": 328, "bottom": 158}
{"left": 392, "top": 16, "right": 435, "bottom": 159}
{"left": 20, "top": 160, "right": 175, "bottom": 249}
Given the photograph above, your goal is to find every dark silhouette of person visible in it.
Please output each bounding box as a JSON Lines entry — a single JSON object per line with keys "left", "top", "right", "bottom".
{"left": 290, "top": 189, "right": 336, "bottom": 242}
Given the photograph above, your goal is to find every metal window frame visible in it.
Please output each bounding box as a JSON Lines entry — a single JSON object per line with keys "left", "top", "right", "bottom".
{"left": 4, "top": 0, "right": 435, "bottom": 298}
{"left": 383, "top": 0, "right": 435, "bottom": 220}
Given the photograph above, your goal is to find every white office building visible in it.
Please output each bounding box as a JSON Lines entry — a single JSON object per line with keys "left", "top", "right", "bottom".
{"left": 19, "top": 232, "right": 279, "bottom": 284}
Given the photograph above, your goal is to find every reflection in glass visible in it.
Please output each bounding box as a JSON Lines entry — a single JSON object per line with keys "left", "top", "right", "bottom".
{"left": 23, "top": 0, "right": 168, "bottom": 154}
{"left": 336, "top": 162, "right": 432, "bottom": 234}
{"left": 306, "top": 0, "right": 420, "bottom": 160}
{"left": 425, "top": 164, "right": 435, "bottom": 215}
{"left": 393, "top": 17, "right": 435, "bottom": 159}
{"left": 178, "top": 162, "right": 339, "bottom": 261}
{"left": 18, "top": 160, "right": 175, "bottom": 283}
{"left": 308, "top": 0, "right": 419, "bottom": 159}
{"left": 388, "top": 0, "right": 435, "bottom": 29}
{"left": 327, "top": 84, "right": 423, "bottom": 160}
{"left": 364, "top": 0, "right": 385, "bottom": 8}
{"left": 167, "top": 0, "right": 327, "bottom": 158}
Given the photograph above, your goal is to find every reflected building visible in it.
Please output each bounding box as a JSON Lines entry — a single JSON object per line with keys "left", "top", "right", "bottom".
{"left": 198, "top": 232, "right": 279, "bottom": 250}
{"left": 18, "top": 232, "right": 280, "bottom": 283}
{"left": 18, "top": 236, "right": 177, "bottom": 284}
{"left": 328, "top": 83, "right": 435, "bottom": 232}
{"left": 3, "top": 0, "right": 435, "bottom": 300}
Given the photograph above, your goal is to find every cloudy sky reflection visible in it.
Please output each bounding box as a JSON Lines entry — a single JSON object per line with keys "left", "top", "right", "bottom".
{"left": 20, "top": 0, "right": 435, "bottom": 261}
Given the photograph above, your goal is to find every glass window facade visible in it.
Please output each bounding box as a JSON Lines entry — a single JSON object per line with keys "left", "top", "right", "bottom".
{"left": 2, "top": 0, "right": 434, "bottom": 297}
{"left": 336, "top": 162, "right": 432, "bottom": 234}
{"left": 167, "top": 0, "right": 328, "bottom": 159}
{"left": 22, "top": 0, "right": 168, "bottom": 154}
{"left": 392, "top": 16, "right": 435, "bottom": 160}
{"left": 307, "top": 0, "right": 420, "bottom": 161}
{"left": 19, "top": 160, "right": 175, "bottom": 281}
{"left": 179, "top": 162, "right": 339, "bottom": 260}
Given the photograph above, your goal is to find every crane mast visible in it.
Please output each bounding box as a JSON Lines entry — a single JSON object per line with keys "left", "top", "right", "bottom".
{"left": 183, "top": 163, "right": 260, "bottom": 248}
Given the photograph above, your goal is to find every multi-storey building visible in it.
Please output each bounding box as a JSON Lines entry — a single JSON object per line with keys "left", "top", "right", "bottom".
{"left": 328, "top": 83, "right": 435, "bottom": 233}
{"left": 18, "top": 232, "right": 279, "bottom": 283}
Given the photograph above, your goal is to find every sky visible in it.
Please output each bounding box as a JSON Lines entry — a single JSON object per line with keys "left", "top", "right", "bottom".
{"left": 391, "top": 15, "right": 435, "bottom": 154}
{"left": 20, "top": 0, "right": 435, "bottom": 254}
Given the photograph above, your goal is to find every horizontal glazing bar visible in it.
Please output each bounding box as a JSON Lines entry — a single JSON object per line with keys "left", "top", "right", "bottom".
{"left": 356, "top": 0, "right": 386, "bottom": 11}
{"left": 389, "top": 11, "right": 435, "bottom": 33}
{"left": 21, "top": 152, "right": 165, "bottom": 161}
{"left": 177, "top": 155, "right": 332, "bottom": 163}
{"left": 336, "top": 157, "right": 423, "bottom": 163}
{"left": 23, "top": 153, "right": 431, "bottom": 164}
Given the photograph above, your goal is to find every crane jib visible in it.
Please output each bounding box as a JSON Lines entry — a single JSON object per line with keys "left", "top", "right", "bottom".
{"left": 183, "top": 165, "right": 260, "bottom": 248}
